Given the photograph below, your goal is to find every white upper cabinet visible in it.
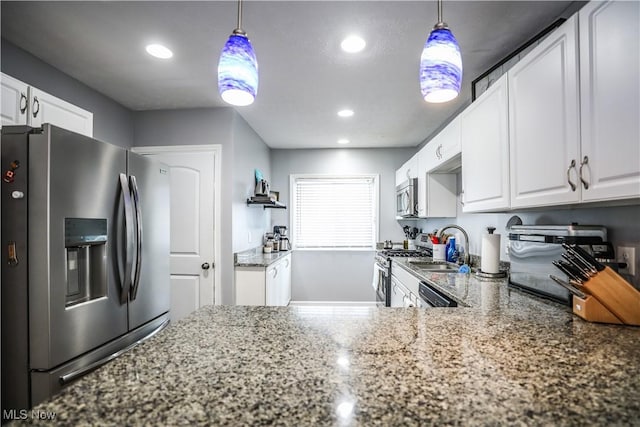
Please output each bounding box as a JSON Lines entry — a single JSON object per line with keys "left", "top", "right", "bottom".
{"left": 1, "top": 73, "right": 29, "bottom": 127}
{"left": 426, "top": 116, "right": 462, "bottom": 172}
{"left": 508, "top": 15, "right": 580, "bottom": 208}
{"left": 416, "top": 142, "right": 456, "bottom": 218}
{"left": 461, "top": 74, "right": 510, "bottom": 212}
{"left": 29, "top": 87, "right": 93, "bottom": 137}
{"left": 395, "top": 153, "right": 418, "bottom": 186}
{"left": 1, "top": 73, "right": 93, "bottom": 137}
{"left": 578, "top": 0, "right": 640, "bottom": 202}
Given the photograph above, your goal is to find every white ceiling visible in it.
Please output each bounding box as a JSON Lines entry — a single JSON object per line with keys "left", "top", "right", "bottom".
{"left": 1, "top": 1, "right": 577, "bottom": 149}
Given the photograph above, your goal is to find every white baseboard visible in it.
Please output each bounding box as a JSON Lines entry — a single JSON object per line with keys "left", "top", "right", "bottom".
{"left": 288, "top": 300, "right": 378, "bottom": 307}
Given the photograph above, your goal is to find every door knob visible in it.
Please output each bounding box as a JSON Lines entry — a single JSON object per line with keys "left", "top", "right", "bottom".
{"left": 201, "top": 262, "right": 210, "bottom": 270}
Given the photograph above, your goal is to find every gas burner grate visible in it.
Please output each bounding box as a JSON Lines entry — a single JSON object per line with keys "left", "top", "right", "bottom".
{"left": 380, "top": 249, "right": 432, "bottom": 258}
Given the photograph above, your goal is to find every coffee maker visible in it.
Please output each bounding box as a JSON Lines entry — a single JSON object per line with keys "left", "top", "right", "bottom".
{"left": 273, "top": 226, "right": 291, "bottom": 251}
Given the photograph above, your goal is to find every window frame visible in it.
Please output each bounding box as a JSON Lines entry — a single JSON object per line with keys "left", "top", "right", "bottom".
{"left": 289, "top": 174, "right": 380, "bottom": 251}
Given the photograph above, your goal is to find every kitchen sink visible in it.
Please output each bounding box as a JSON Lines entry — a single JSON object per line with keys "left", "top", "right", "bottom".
{"left": 408, "top": 261, "right": 459, "bottom": 272}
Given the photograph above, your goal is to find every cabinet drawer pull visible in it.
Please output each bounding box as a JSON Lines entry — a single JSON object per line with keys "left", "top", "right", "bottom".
{"left": 32, "top": 96, "right": 40, "bottom": 118}
{"left": 567, "top": 159, "right": 577, "bottom": 192}
{"left": 20, "top": 92, "right": 28, "bottom": 114}
{"left": 579, "top": 156, "right": 590, "bottom": 190}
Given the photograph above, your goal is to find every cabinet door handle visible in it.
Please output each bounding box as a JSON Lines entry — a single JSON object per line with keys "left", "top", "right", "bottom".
{"left": 32, "top": 96, "right": 40, "bottom": 118}
{"left": 285, "top": 258, "right": 289, "bottom": 268}
{"left": 273, "top": 267, "right": 278, "bottom": 278}
{"left": 406, "top": 169, "right": 411, "bottom": 180}
{"left": 19, "top": 92, "right": 28, "bottom": 114}
{"left": 579, "top": 156, "right": 590, "bottom": 190}
{"left": 567, "top": 159, "right": 577, "bottom": 192}
{"left": 460, "top": 189, "right": 465, "bottom": 207}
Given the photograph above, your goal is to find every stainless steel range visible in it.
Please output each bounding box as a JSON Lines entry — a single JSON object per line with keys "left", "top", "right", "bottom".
{"left": 373, "top": 243, "right": 433, "bottom": 307}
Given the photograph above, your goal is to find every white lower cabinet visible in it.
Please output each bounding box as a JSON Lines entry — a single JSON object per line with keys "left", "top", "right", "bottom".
{"left": 236, "top": 254, "right": 291, "bottom": 306}
{"left": 390, "top": 264, "right": 420, "bottom": 308}
{"left": 1, "top": 72, "right": 93, "bottom": 137}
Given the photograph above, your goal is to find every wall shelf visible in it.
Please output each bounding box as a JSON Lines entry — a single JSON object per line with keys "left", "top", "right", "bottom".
{"left": 246, "top": 199, "right": 287, "bottom": 210}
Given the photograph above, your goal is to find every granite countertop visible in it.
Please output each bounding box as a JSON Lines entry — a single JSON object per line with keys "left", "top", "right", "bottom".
{"left": 392, "top": 257, "right": 512, "bottom": 308}
{"left": 20, "top": 291, "right": 640, "bottom": 425}
{"left": 235, "top": 246, "right": 292, "bottom": 267}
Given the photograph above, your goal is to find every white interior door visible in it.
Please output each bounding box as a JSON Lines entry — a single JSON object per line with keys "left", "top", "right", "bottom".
{"left": 133, "top": 147, "right": 218, "bottom": 322}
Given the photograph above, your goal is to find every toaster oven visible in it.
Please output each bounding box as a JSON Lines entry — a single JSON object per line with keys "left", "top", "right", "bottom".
{"left": 508, "top": 224, "right": 610, "bottom": 304}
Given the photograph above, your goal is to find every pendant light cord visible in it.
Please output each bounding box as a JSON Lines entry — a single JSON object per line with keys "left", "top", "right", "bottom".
{"left": 434, "top": 0, "right": 447, "bottom": 29}
{"left": 233, "top": 0, "right": 246, "bottom": 35}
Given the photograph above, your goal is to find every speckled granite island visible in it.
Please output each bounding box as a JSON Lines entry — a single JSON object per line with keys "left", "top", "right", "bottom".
{"left": 17, "top": 273, "right": 640, "bottom": 426}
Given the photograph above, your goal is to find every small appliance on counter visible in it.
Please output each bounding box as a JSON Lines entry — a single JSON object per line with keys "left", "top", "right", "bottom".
{"left": 508, "top": 224, "right": 614, "bottom": 304}
{"left": 273, "top": 226, "right": 290, "bottom": 251}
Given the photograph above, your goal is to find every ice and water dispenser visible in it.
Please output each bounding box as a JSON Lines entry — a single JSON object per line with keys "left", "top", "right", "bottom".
{"left": 64, "top": 218, "right": 108, "bottom": 307}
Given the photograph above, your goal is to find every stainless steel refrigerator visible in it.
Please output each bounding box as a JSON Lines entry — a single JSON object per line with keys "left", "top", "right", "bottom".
{"left": 1, "top": 124, "right": 170, "bottom": 413}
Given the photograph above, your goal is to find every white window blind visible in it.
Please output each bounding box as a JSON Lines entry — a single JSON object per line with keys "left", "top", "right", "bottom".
{"left": 291, "top": 176, "right": 378, "bottom": 249}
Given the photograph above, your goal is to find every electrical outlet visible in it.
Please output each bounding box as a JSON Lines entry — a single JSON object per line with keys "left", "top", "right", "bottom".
{"left": 617, "top": 246, "right": 636, "bottom": 276}
{"left": 248, "top": 231, "right": 252, "bottom": 243}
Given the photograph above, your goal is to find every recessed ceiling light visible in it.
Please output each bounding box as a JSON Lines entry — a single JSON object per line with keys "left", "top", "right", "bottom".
{"left": 341, "top": 35, "right": 366, "bottom": 53}
{"left": 145, "top": 44, "right": 173, "bottom": 59}
{"left": 337, "top": 139, "right": 350, "bottom": 145}
{"left": 337, "top": 109, "right": 354, "bottom": 118}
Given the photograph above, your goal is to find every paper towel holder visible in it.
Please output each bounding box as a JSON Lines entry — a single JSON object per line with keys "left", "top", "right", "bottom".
{"left": 476, "top": 226, "right": 508, "bottom": 279}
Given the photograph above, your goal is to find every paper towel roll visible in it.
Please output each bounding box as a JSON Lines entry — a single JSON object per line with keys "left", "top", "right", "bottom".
{"left": 481, "top": 233, "right": 501, "bottom": 274}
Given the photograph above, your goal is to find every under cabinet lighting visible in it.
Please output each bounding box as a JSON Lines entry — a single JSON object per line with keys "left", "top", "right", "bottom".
{"left": 337, "top": 139, "right": 350, "bottom": 145}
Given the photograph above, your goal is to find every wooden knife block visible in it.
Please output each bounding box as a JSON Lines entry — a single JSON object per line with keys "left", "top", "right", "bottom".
{"left": 573, "top": 295, "right": 623, "bottom": 324}
{"left": 573, "top": 267, "right": 640, "bottom": 326}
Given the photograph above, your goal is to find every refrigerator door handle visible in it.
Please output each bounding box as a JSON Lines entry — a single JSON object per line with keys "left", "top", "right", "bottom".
{"left": 129, "top": 175, "right": 143, "bottom": 300}
{"left": 119, "top": 173, "right": 134, "bottom": 304}
{"left": 58, "top": 318, "right": 169, "bottom": 385}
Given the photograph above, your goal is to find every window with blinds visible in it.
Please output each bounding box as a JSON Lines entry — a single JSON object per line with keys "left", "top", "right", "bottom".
{"left": 291, "top": 175, "right": 378, "bottom": 250}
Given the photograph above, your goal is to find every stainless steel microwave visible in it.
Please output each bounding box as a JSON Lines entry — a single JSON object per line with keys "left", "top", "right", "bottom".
{"left": 396, "top": 178, "right": 418, "bottom": 218}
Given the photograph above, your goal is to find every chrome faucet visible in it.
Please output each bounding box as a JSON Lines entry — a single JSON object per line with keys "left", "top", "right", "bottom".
{"left": 437, "top": 224, "right": 470, "bottom": 266}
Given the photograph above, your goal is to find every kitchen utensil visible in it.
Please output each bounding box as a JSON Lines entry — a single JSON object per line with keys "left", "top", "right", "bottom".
{"left": 561, "top": 253, "right": 594, "bottom": 279}
{"left": 552, "top": 260, "right": 580, "bottom": 282}
{"left": 549, "top": 275, "right": 587, "bottom": 299}
{"left": 411, "top": 227, "right": 419, "bottom": 239}
{"left": 562, "top": 243, "right": 599, "bottom": 274}
{"left": 553, "top": 260, "right": 587, "bottom": 283}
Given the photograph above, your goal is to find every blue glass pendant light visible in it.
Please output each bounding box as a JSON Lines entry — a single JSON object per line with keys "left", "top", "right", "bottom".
{"left": 419, "top": 0, "right": 462, "bottom": 103}
{"left": 218, "top": 0, "right": 258, "bottom": 106}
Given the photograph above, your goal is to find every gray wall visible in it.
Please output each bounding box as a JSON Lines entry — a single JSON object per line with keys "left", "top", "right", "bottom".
{"left": 134, "top": 108, "right": 272, "bottom": 305}
{"left": 270, "top": 147, "right": 415, "bottom": 302}
{"left": 231, "top": 113, "right": 271, "bottom": 254}
{"left": 1, "top": 39, "right": 134, "bottom": 148}
{"left": 403, "top": 174, "right": 640, "bottom": 287}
